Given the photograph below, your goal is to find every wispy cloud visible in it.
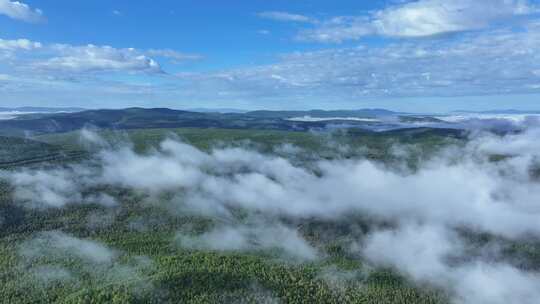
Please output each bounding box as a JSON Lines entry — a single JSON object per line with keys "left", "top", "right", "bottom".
{"left": 175, "top": 21, "right": 540, "bottom": 101}
{"left": 2, "top": 17, "right": 540, "bottom": 108}
{"left": 0, "top": 0, "right": 44, "bottom": 23}
{"left": 257, "top": 11, "right": 315, "bottom": 23}
{"left": 146, "top": 49, "right": 203, "bottom": 64}
{"left": 296, "top": 0, "right": 539, "bottom": 43}
{"left": 18, "top": 231, "right": 155, "bottom": 293}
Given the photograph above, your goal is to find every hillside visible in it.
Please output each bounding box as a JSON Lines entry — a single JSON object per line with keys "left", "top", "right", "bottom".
{"left": 0, "top": 108, "right": 411, "bottom": 137}
{"left": 0, "top": 136, "right": 85, "bottom": 169}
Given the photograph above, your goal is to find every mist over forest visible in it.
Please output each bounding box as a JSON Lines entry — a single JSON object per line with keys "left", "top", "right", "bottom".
{"left": 1, "top": 113, "right": 539, "bottom": 303}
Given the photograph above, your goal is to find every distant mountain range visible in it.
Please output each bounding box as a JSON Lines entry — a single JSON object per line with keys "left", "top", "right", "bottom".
{"left": 1, "top": 107, "right": 535, "bottom": 137}
{"left": 0, "top": 107, "right": 86, "bottom": 113}
{"left": 2, "top": 107, "right": 539, "bottom": 116}
{"left": 1, "top": 107, "right": 404, "bottom": 116}
{"left": 187, "top": 108, "right": 248, "bottom": 113}
{"left": 0, "top": 107, "right": 409, "bottom": 136}
{"left": 244, "top": 109, "right": 403, "bottom": 118}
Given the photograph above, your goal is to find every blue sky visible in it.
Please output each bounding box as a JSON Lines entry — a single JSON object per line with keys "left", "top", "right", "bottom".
{"left": 1, "top": 0, "right": 540, "bottom": 111}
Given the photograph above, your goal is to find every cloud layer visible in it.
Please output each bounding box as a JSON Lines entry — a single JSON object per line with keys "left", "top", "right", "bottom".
{"left": 177, "top": 21, "right": 540, "bottom": 102}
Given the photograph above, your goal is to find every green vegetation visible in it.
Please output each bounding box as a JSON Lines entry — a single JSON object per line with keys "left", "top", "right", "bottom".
{"left": 7, "top": 125, "right": 535, "bottom": 304}
{"left": 0, "top": 184, "right": 447, "bottom": 304}
{"left": 0, "top": 136, "right": 87, "bottom": 169}
{"left": 0, "top": 108, "right": 456, "bottom": 138}
{"left": 35, "top": 127, "right": 464, "bottom": 170}
{"left": 0, "top": 127, "right": 466, "bottom": 303}
{"left": 0, "top": 108, "right": 330, "bottom": 136}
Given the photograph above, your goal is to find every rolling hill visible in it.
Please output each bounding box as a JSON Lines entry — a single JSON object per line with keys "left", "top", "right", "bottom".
{"left": 0, "top": 108, "right": 407, "bottom": 136}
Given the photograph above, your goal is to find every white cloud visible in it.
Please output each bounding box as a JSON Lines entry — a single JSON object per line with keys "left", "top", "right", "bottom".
{"left": 21, "top": 231, "right": 118, "bottom": 264}
{"left": 7, "top": 169, "right": 83, "bottom": 208}
{"left": 0, "top": 39, "right": 203, "bottom": 75}
{"left": 363, "top": 224, "right": 540, "bottom": 304}
{"left": 1, "top": 3, "right": 540, "bottom": 107}
{"left": 34, "top": 44, "right": 162, "bottom": 74}
{"left": 0, "top": 38, "right": 42, "bottom": 51}
{"left": 258, "top": 11, "right": 315, "bottom": 23}
{"left": 146, "top": 49, "right": 203, "bottom": 63}
{"left": 3, "top": 167, "right": 119, "bottom": 209}
{"left": 372, "top": 0, "right": 536, "bottom": 37}
{"left": 177, "top": 21, "right": 540, "bottom": 100}
{"left": 0, "top": 0, "right": 43, "bottom": 22}
{"left": 298, "top": 0, "right": 539, "bottom": 42}
{"left": 177, "top": 222, "right": 317, "bottom": 260}
{"left": 18, "top": 231, "right": 155, "bottom": 293}
{"left": 8, "top": 126, "right": 539, "bottom": 238}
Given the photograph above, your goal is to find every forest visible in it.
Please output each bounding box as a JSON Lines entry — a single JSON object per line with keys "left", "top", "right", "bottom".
{"left": 0, "top": 124, "right": 538, "bottom": 303}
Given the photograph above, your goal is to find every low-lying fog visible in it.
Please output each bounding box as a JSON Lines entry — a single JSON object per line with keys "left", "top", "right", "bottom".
{"left": 0, "top": 111, "right": 35, "bottom": 120}
{"left": 2, "top": 117, "right": 540, "bottom": 304}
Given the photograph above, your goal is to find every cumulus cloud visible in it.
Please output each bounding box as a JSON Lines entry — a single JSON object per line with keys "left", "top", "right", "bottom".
{"left": 0, "top": 39, "right": 178, "bottom": 106}
{"left": 0, "top": 39, "right": 206, "bottom": 76}
{"left": 258, "top": 11, "right": 315, "bottom": 23}
{"left": 0, "top": 0, "right": 43, "bottom": 23}
{"left": 34, "top": 44, "right": 162, "bottom": 74}
{"left": 298, "top": 0, "right": 539, "bottom": 42}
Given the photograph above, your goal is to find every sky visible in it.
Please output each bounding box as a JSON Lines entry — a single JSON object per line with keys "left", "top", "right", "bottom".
{"left": 1, "top": 0, "right": 540, "bottom": 112}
